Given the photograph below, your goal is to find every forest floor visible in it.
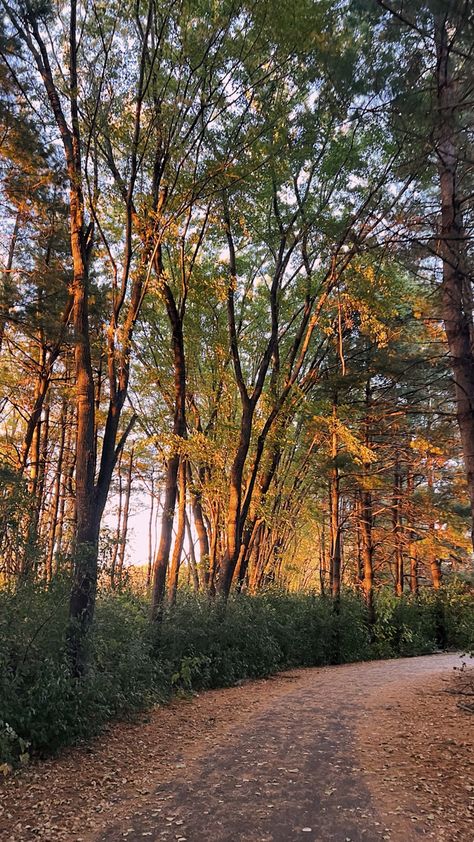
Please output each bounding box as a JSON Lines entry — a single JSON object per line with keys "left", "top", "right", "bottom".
{"left": 0, "top": 653, "right": 472, "bottom": 842}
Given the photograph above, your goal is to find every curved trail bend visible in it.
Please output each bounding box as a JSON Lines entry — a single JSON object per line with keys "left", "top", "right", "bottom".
{"left": 1, "top": 653, "right": 472, "bottom": 841}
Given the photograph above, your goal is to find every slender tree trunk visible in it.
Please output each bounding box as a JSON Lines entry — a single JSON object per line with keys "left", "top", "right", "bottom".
{"left": 55, "top": 402, "right": 74, "bottom": 571}
{"left": 151, "top": 288, "right": 186, "bottom": 620}
{"left": 152, "top": 455, "right": 179, "bottom": 616}
{"left": 360, "top": 488, "right": 375, "bottom": 620}
{"left": 319, "top": 520, "right": 327, "bottom": 596}
{"left": 110, "top": 451, "right": 123, "bottom": 589}
{"left": 147, "top": 473, "right": 155, "bottom": 589}
{"left": 36, "top": 397, "right": 50, "bottom": 541}
{"left": 406, "top": 470, "right": 419, "bottom": 594}
{"left": 217, "top": 403, "right": 253, "bottom": 597}
{"left": 393, "top": 467, "right": 404, "bottom": 596}
{"left": 355, "top": 493, "right": 364, "bottom": 583}
{"left": 0, "top": 209, "right": 21, "bottom": 354}
{"left": 188, "top": 462, "right": 210, "bottom": 589}
{"left": 329, "top": 400, "right": 341, "bottom": 599}
{"left": 20, "top": 344, "right": 47, "bottom": 579}
{"left": 236, "top": 446, "right": 281, "bottom": 591}
{"left": 46, "top": 398, "right": 68, "bottom": 581}
{"left": 185, "top": 509, "right": 200, "bottom": 592}
{"left": 208, "top": 502, "right": 220, "bottom": 596}
{"left": 167, "top": 457, "right": 186, "bottom": 605}
{"left": 116, "top": 447, "right": 134, "bottom": 588}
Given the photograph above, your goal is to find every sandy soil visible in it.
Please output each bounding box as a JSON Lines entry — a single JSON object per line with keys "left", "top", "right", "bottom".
{"left": 0, "top": 653, "right": 472, "bottom": 842}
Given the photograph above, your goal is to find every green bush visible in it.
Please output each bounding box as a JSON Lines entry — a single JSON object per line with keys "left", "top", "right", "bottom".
{"left": 0, "top": 580, "right": 472, "bottom": 765}
{"left": 0, "top": 581, "right": 166, "bottom": 765}
{"left": 439, "top": 582, "right": 474, "bottom": 652}
{"left": 372, "top": 591, "right": 438, "bottom": 658}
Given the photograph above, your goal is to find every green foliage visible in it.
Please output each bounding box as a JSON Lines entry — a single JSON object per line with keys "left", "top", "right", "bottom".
{"left": 372, "top": 590, "right": 439, "bottom": 658}
{"left": 439, "top": 583, "right": 474, "bottom": 653}
{"left": 372, "top": 585, "right": 474, "bottom": 658}
{"left": 0, "top": 582, "right": 472, "bottom": 766}
{"left": 0, "top": 462, "right": 31, "bottom": 569}
{"left": 0, "top": 581, "right": 165, "bottom": 766}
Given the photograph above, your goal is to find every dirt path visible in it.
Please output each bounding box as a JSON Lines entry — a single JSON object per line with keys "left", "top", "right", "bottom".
{"left": 1, "top": 653, "right": 472, "bottom": 842}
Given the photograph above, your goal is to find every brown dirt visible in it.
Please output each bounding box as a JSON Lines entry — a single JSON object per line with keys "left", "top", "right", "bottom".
{"left": 0, "top": 653, "right": 472, "bottom": 842}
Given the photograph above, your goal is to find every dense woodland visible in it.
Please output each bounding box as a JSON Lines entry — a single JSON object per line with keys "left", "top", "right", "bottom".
{"left": 0, "top": 0, "right": 474, "bottom": 764}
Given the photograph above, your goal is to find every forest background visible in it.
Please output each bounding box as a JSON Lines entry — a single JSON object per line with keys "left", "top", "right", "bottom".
{"left": 0, "top": 0, "right": 473, "bottom": 768}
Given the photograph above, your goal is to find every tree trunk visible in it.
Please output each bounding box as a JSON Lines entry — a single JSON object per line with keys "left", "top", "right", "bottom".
{"left": 116, "top": 447, "right": 134, "bottom": 588}
{"left": 55, "top": 402, "right": 74, "bottom": 572}
{"left": 360, "top": 488, "right": 374, "bottom": 620}
{"left": 0, "top": 209, "right": 21, "bottom": 354}
{"left": 393, "top": 467, "right": 404, "bottom": 596}
{"left": 185, "top": 509, "right": 200, "bottom": 592}
{"left": 207, "top": 502, "right": 220, "bottom": 596}
{"left": 188, "top": 462, "right": 210, "bottom": 589}
{"left": 66, "top": 156, "right": 97, "bottom": 674}
{"left": 435, "top": 15, "right": 474, "bottom": 551}
{"left": 406, "top": 470, "right": 418, "bottom": 594}
{"left": 147, "top": 473, "right": 155, "bottom": 589}
{"left": 110, "top": 451, "right": 123, "bottom": 589}
{"left": 217, "top": 403, "right": 253, "bottom": 597}
{"left": 167, "top": 457, "right": 187, "bottom": 605}
{"left": 430, "top": 557, "right": 443, "bottom": 590}
{"left": 329, "top": 400, "right": 341, "bottom": 599}
{"left": 46, "top": 398, "right": 68, "bottom": 581}
{"left": 151, "top": 284, "right": 186, "bottom": 620}
{"left": 36, "top": 397, "right": 50, "bottom": 544}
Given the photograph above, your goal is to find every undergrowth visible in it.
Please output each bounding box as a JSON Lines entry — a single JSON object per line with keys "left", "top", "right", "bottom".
{"left": 0, "top": 581, "right": 472, "bottom": 767}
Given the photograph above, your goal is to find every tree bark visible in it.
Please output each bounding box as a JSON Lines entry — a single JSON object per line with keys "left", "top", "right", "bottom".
{"left": 187, "top": 462, "right": 210, "bottom": 589}
{"left": 116, "top": 447, "right": 134, "bottom": 588}
{"left": 435, "top": 14, "right": 474, "bottom": 551}
{"left": 406, "top": 470, "right": 419, "bottom": 594}
{"left": 360, "top": 488, "right": 374, "bottom": 618}
{"left": 0, "top": 209, "right": 21, "bottom": 354}
{"left": 167, "top": 457, "right": 187, "bottom": 605}
{"left": 329, "top": 400, "right": 342, "bottom": 599}
{"left": 46, "top": 397, "right": 68, "bottom": 581}
{"left": 151, "top": 277, "right": 186, "bottom": 620}
{"left": 392, "top": 467, "right": 404, "bottom": 596}
{"left": 185, "top": 509, "right": 200, "bottom": 592}
{"left": 430, "top": 557, "right": 443, "bottom": 590}
{"left": 110, "top": 451, "right": 123, "bottom": 589}
{"left": 147, "top": 473, "right": 155, "bottom": 589}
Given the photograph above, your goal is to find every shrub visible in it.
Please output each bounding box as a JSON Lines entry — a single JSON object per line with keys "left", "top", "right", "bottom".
{"left": 0, "top": 581, "right": 166, "bottom": 763}
{"left": 0, "top": 580, "right": 472, "bottom": 764}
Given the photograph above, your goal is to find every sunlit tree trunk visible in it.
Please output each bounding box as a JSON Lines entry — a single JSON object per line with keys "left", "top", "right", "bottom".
{"left": 46, "top": 397, "right": 68, "bottom": 581}
{"left": 329, "top": 399, "right": 341, "bottom": 599}
{"left": 167, "top": 457, "right": 187, "bottom": 605}
{"left": 55, "top": 402, "right": 74, "bottom": 572}
{"left": 430, "top": 558, "right": 443, "bottom": 590}
{"left": 360, "top": 488, "right": 375, "bottom": 619}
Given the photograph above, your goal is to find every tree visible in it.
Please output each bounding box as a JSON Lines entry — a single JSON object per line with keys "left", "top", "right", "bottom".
{"left": 370, "top": 0, "right": 474, "bottom": 548}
